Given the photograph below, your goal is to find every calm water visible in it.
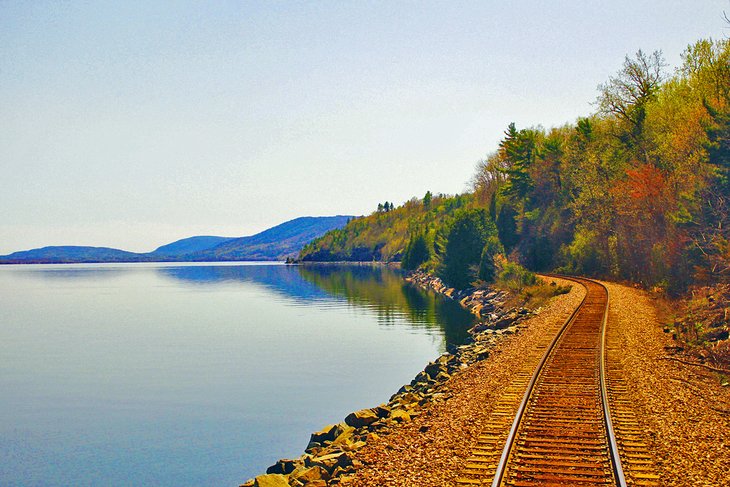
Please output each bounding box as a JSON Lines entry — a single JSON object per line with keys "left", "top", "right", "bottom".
{"left": 0, "top": 263, "right": 474, "bottom": 486}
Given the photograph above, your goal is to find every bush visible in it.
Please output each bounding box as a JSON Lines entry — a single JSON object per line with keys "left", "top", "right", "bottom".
{"left": 478, "top": 236, "right": 505, "bottom": 283}
{"left": 495, "top": 257, "right": 538, "bottom": 292}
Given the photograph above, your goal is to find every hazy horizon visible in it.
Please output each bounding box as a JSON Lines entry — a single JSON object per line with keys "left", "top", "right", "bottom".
{"left": 2, "top": 1, "right": 728, "bottom": 254}
{"left": 0, "top": 213, "right": 356, "bottom": 255}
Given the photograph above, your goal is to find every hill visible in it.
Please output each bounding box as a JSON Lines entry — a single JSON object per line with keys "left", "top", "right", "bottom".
{"left": 192, "top": 216, "right": 354, "bottom": 261}
{"left": 299, "top": 194, "right": 469, "bottom": 263}
{"left": 0, "top": 216, "right": 353, "bottom": 264}
{"left": 0, "top": 246, "right": 147, "bottom": 264}
{"left": 150, "top": 236, "right": 235, "bottom": 258}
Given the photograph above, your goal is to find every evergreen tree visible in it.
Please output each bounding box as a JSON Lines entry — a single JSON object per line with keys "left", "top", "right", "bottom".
{"left": 496, "top": 203, "right": 519, "bottom": 252}
{"left": 423, "top": 191, "right": 432, "bottom": 209}
{"left": 439, "top": 208, "right": 498, "bottom": 289}
{"left": 478, "top": 236, "right": 504, "bottom": 282}
{"left": 402, "top": 233, "right": 430, "bottom": 270}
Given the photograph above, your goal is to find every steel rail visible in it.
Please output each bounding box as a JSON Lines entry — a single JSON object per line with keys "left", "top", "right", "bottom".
{"left": 597, "top": 277, "right": 627, "bottom": 486}
{"left": 489, "top": 275, "right": 626, "bottom": 487}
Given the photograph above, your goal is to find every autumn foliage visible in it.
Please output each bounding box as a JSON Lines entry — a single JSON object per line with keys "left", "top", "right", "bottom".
{"left": 300, "top": 37, "right": 730, "bottom": 293}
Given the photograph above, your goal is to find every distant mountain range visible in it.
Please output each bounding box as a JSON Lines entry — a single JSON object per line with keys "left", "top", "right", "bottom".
{"left": 0, "top": 216, "right": 353, "bottom": 264}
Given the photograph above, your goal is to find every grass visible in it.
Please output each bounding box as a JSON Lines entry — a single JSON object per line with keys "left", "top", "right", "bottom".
{"left": 491, "top": 257, "right": 572, "bottom": 309}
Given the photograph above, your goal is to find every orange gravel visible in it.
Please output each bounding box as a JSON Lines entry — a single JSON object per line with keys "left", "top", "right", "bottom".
{"left": 341, "top": 278, "right": 586, "bottom": 486}
{"left": 603, "top": 281, "right": 730, "bottom": 487}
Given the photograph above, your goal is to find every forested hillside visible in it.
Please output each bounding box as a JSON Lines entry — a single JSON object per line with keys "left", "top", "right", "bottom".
{"left": 299, "top": 37, "right": 730, "bottom": 294}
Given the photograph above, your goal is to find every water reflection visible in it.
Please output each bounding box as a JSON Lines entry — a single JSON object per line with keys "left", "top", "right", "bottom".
{"left": 154, "top": 263, "right": 475, "bottom": 345}
{"left": 2, "top": 263, "right": 475, "bottom": 346}
{"left": 157, "top": 264, "right": 333, "bottom": 302}
{"left": 0, "top": 262, "right": 476, "bottom": 485}
{"left": 297, "top": 265, "right": 475, "bottom": 345}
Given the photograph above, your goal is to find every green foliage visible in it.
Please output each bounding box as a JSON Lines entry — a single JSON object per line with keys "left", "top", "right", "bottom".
{"left": 478, "top": 236, "right": 504, "bottom": 283}
{"left": 301, "top": 36, "right": 730, "bottom": 290}
{"left": 495, "top": 258, "right": 538, "bottom": 292}
{"left": 299, "top": 193, "right": 471, "bottom": 263}
{"left": 402, "top": 233, "right": 430, "bottom": 270}
{"left": 500, "top": 123, "right": 539, "bottom": 199}
{"left": 496, "top": 203, "right": 519, "bottom": 252}
{"left": 438, "top": 208, "right": 497, "bottom": 289}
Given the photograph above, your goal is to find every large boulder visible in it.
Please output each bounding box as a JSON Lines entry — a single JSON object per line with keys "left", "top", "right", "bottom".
{"left": 291, "top": 466, "right": 329, "bottom": 483}
{"left": 265, "top": 458, "right": 298, "bottom": 475}
{"left": 307, "top": 451, "right": 352, "bottom": 473}
{"left": 309, "top": 424, "right": 339, "bottom": 444}
{"left": 331, "top": 425, "right": 356, "bottom": 445}
{"left": 253, "top": 474, "right": 289, "bottom": 487}
{"left": 344, "top": 408, "right": 379, "bottom": 427}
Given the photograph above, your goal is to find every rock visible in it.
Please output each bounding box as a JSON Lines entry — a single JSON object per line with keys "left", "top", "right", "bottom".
{"left": 305, "top": 441, "right": 322, "bottom": 453}
{"left": 434, "top": 371, "right": 451, "bottom": 382}
{"left": 240, "top": 480, "right": 255, "bottom": 487}
{"left": 309, "top": 424, "right": 340, "bottom": 444}
{"left": 424, "top": 361, "right": 445, "bottom": 379}
{"left": 266, "top": 459, "right": 298, "bottom": 475}
{"left": 292, "top": 466, "right": 329, "bottom": 483}
{"left": 302, "top": 481, "right": 327, "bottom": 487}
{"left": 412, "top": 370, "right": 431, "bottom": 384}
{"left": 331, "top": 425, "right": 356, "bottom": 445}
{"left": 493, "top": 313, "right": 516, "bottom": 329}
{"left": 343, "top": 440, "right": 366, "bottom": 451}
{"left": 373, "top": 404, "right": 391, "bottom": 418}
{"left": 472, "top": 346, "right": 490, "bottom": 360}
{"left": 344, "top": 408, "right": 379, "bottom": 427}
{"left": 470, "top": 323, "right": 488, "bottom": 333}
{"left": 308, "top": 451, "right": 352, "bottom": 473}
{"left": 253, "top": 474, "right": 289, "bottom": 487}
{"left": 390, "top": 409, "right": 411, "bottom": 422}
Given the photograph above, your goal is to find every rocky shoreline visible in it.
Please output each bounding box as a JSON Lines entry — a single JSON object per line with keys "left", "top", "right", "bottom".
{"left": 241, "top": 271, "right": 538, "bottom": 487}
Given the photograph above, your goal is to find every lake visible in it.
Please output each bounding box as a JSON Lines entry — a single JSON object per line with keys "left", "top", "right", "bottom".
{"left": 0, "top": 262, "right": 474, "bottom": 486}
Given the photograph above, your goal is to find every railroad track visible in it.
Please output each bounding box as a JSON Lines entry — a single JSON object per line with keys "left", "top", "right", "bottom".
{"left": 456, "top": 276, "right": 659, "bottom": 486}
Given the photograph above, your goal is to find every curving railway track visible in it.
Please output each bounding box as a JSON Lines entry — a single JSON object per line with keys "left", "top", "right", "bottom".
{"left": 456, "top": 276, "right": 659, "bottom": 486}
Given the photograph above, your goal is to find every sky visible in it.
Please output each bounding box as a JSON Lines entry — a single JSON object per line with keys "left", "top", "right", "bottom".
{"left": 1, "top": 1, "right": 728, "bottom": 254}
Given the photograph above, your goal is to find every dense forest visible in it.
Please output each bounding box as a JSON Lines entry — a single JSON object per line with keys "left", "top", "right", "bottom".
{"left": 300, "top": 37, "right": 730, "bottom": 295}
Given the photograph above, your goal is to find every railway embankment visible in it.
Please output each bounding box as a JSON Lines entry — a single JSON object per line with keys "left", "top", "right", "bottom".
{"left": 241, "top": 274, "right": 582, "bottom": 487}
{"left": 243, "top": 277, "right": 729, "bottom": 487}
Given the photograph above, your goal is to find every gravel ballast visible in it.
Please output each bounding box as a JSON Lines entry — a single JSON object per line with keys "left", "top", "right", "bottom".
{"left": 340, "top": 278, "right": 585, "bottom": 486}
{"left": 603, "top": 282, "right": 730, "bottom": 487}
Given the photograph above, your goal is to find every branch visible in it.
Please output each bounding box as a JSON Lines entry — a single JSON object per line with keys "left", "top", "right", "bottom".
{"left": 661, "top": 356, "right": 730, "bottom": 374}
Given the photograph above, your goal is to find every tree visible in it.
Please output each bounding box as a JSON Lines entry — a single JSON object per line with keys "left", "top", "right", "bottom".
{"left": 598, "top": 50, "right": 667, "bottom": 159}
{"left": 402, "top": 233, "right": 430, "bottom": 270}
{"left": 598, "top": 50, "right": 666, "bottom": 127}
{"left": 438, "top": 209, "right": 498, "bottom": 289}
{"left": 423, "top": 191, "right": 432, "bottom": 209}
{"left": 478, "top": 236, "right": 505, "bottom": 283}
{"left": 496, "top": 202, "right": 519, "bottom": 252}
{"left": 500, "top": 123, "right": 540, "bottom": 199}
{"left": 695, "top": 98, "right": 730, "bottom": 282}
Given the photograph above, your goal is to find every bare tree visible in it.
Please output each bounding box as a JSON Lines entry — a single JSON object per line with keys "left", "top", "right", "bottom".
{"left": 597, "top": 49, "right": 667, "bottom": 128}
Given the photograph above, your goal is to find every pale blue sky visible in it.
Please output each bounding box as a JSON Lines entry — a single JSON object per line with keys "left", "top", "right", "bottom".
{"left": 1, "top": 1, "right": 728, "bottom": 254}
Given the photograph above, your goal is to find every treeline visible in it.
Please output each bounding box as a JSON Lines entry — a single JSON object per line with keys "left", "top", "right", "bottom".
{"left": 299, "top": 192, "right": 471, "bottom": 263}
{"left": 300, "top": 37, "right": 730, "bottom": 294}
